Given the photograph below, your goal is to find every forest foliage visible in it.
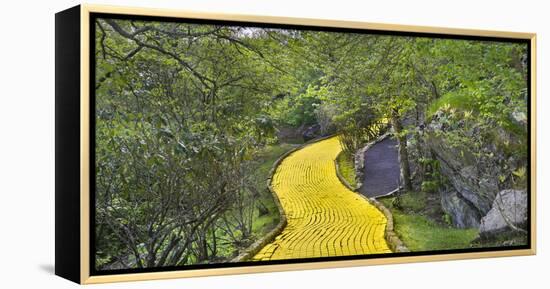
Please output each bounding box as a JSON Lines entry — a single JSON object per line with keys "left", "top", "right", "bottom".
{"left": 94, "top": 18, "right": 528, "bottom": 269}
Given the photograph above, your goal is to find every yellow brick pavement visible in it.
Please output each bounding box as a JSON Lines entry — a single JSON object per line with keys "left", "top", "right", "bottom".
{"left": 253, "top": 136, "right": 391, "bottom": 261}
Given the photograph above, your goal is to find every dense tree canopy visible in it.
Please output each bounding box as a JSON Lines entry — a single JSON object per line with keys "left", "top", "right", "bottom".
{"left": 94, "top": 18, "right": 528, "bottom": 269}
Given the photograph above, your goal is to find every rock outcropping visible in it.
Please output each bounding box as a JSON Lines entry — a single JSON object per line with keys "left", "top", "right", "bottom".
{"left": 440, "top": 189, "right": 482, "bottom": 228}
{"left": 425, "top": 111, "right": 526, "bottom": 229}
{"left": 479, "top": 189, "right": 528, "bottom": 237}
{"left": 302, "top": 124, "right": 321, "bottom": 141}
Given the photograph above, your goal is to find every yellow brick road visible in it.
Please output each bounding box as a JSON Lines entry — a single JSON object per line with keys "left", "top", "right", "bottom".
{"left": 253, "top": 136, "right": 391, "bottom": 261}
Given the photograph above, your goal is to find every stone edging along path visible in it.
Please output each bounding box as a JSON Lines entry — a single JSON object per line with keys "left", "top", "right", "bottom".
{"left": 335, "top": 136, "right": 409, "bottom": 253}
{"left": 232, "top": 135, "right": 337, "bottom": 262}
{"left": 234, "top": 134, "right": 407, "bottom": 262}
{"left": 254, "top": 136, "right": 391, "bottom": 260}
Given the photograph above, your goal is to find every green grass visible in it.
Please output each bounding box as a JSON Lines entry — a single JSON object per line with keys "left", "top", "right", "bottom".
{"left": 471, "top": 230, "right": 528, "bottom": 248}
{"left": 380, "top": 197, "right": 478, "bottom": 251}
{"left": 395, "top": 191, "right": 428, "bottom": 212}
{"left": 255, "top": 143, "right": 299, "bottom": 180}
{"left": 282, "top": 136, "right": 307, "bottom": 145}
{"left": 336, "top": 151, "right": 357, "bottom": 189}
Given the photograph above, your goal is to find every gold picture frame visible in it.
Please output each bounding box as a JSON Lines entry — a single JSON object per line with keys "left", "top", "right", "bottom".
{"left": 55, "top": 4, "right": 536, "bottom": 284}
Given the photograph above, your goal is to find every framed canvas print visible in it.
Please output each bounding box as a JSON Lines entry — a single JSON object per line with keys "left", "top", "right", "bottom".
{"left": 55, "top": 4, "right": 536, "bottom": 284}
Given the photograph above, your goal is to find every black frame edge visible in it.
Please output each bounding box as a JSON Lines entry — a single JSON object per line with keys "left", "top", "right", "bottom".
{"left": 55, "top": 4, "right": 82, "bottom": 284}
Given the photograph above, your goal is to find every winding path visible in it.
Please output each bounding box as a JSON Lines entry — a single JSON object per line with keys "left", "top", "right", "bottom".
{"left": 358, "top": 138, "right": 400, "bottom": 198}
{"left": 253, "top": 136, "right": 391, "bottom": 261}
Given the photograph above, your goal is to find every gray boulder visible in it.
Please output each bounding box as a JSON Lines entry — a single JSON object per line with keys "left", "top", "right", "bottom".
{"left": 302, "top": 124, "right": 321, "bottom": 141}
{"left": 441, "top": 189, "right": 481, "bottom": 228}
{"left": 479, "top": 189, "right": 527, "bottom": 237}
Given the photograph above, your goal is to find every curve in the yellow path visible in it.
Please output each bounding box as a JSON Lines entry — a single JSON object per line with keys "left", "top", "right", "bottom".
{"left": 253, "top": 136, "right": 391, "bottom": 261}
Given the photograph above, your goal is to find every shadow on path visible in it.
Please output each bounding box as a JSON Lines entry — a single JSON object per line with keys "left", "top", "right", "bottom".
{"left": 359, "top": 138, "right": 400, "bottom": 198}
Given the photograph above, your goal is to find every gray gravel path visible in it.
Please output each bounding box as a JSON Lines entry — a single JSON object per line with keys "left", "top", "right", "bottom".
{"left": 358, "top": 138, "right": 400, "bottom": 198}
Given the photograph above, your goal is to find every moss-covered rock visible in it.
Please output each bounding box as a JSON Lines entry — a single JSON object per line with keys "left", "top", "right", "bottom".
{"left": 424, "top": 109, "right": 526, "bottom": 229}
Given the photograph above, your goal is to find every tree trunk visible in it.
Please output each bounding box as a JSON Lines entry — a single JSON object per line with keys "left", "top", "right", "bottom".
{"left": 414, "top": 104, "right": 428, "bottom": 183}
{"left": 391, "top": 109, "right": 412, "bottom": 191}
